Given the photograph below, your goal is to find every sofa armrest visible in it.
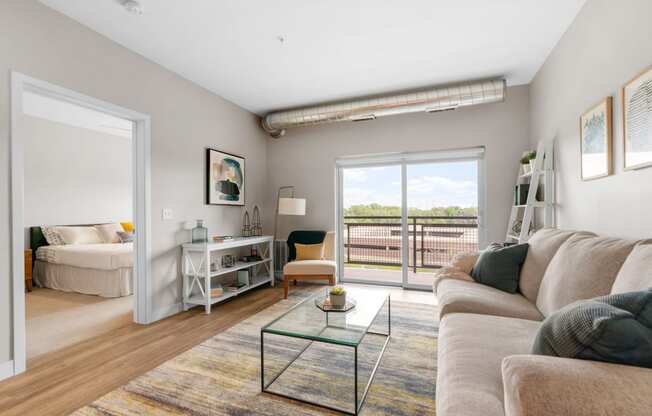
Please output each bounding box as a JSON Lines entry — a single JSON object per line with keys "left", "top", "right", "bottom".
{"left": 432, "top": 267, "right": 474, "bottom": 294}
{"left": 502, "top": 355, "right": 652, "bottom": 416}
{"left": 449, "top": 252, "right": 479, "bottom": 274}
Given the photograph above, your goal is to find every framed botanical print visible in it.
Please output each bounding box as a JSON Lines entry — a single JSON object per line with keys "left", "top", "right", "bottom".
{"left": 623, "top": 65, "right": 652, "bottom": 170}
{"left": 206, "top": 148, "right": 245, "bottom": 206}
{"left": 580, "top": 97, "right": 613, "bottom": 180}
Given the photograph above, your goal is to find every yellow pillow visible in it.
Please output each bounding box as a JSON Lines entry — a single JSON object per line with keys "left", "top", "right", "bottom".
{"left": 120, "top": 222, "right": 134, "bottom": 232}
{"left": 295, "top": 243, "right": 324, "bottom": 261}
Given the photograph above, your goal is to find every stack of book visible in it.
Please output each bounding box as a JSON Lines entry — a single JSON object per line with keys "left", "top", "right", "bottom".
{"left": 226, "top": 282, "right": 247, "bottom": 292}
{"left": 210, "top": 286, "right": 224, "bottom": 297}
{"left": 212, "top": 235, "right": 233, "bottom": 243}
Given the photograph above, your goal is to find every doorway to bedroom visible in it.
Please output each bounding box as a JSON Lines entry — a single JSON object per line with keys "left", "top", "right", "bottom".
{"left": 21, "top": 90, "right": 135, "bottom": 360}
{"left": 10, "top": 73, "right": 152, "bottom": 375}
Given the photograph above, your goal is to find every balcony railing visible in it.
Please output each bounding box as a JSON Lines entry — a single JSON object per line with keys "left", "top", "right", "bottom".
{"left": 344, "top": 216, "right": 478, "bottom": 271}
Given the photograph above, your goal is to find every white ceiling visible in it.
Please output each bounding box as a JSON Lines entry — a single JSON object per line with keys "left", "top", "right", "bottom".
{"left": 40, "top": 0, "right": 586, "bottom": 115}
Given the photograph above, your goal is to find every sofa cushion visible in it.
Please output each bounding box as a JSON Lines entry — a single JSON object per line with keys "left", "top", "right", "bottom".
{"left": 471, "top": 243, "right": 529, "bottom": 293}
{"left": 535, "top": 234, "right": 637, "bottom": 317}
{"left": 532, "top": 290, "right": 652, "bottom": 368}
{"left": 437, "top": 313, "right": 541, "bottom": 416}
{"left": 283, "top": 260, "right": 336, "bottom": 275}
{"left": 611, "top": 243, "right": 652, "bottom": 294}
{"left": 519, "top": 229, "right": 592, "bottom": 303}
{"left": 436, "top": 278, "right": 543, "bottom": 321}
{"left": 502, "top": 355, "right": 652, "bottom": 416}
{"left": 449, "top": 252, "right": 480, "bottom": 274}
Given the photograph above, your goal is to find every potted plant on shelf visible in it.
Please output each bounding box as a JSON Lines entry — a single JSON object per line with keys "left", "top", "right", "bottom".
{"left": 520, "top": 150, "right": 537, "bottom": 174}
{"left": 329, "top": 286, "right": 347, "bottom": 307}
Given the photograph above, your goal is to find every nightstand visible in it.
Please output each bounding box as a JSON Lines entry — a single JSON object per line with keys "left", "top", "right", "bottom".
{"left": 24, "top": 249, "right": 33, "bottom": 292}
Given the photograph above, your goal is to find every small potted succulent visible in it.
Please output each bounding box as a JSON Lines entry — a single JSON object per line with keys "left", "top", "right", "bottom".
{"left": 329, "top": 286, "right": 347, "bottom": 307}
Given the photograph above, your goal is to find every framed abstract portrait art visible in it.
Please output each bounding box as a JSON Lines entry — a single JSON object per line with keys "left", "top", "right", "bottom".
{"left": 206, "top": 148, "right": 245, "bottom": 206}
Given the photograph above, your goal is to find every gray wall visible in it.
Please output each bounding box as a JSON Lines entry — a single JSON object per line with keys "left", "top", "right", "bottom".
{"left": 23, "top": 116, "right": 132, "bottom": 235}
{"left": 530, "top": 0, "right": 652, "bottom": 239}
{"left": 266, "top": 86, "right": 531, "bottom": 243}
{"left": 0, "top": 1, "right": 268, "bottom": 364}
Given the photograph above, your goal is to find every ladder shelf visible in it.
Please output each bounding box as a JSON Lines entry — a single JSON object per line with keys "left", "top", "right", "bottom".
{"left": 506, "top": 139, "right": 556, "bottom": 243}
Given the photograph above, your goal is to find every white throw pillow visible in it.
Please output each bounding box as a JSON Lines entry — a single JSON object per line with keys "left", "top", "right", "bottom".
{"left": 41, "top": 226, "right": 66, "bottom": 246}
{"left": 94, "top": 223, "right": 124, "bottom": 244}
{"left": 55, "top": 226, "right": 104, "bottom": 245}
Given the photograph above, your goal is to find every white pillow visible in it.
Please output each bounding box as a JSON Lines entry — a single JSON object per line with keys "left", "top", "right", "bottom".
{"left": 41, "top": 226, "right": 66, "bottom": 246}
{"left": 54, "top": 226, "right": 104, "bottom": 245}
{"left": 94, "top": 223, "right": 124, "bottom": 244}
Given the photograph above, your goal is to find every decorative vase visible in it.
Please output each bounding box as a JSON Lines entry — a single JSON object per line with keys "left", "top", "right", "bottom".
{"left": 330, "top": 293, "right": 346, "bottom": 307}
{"left": 191, "top": 219, "right": 208, "bottom": 244}
{"left": 529, "top": 159, "right": 536, "bottom": 172}
{"left": 522, "top": 163, "right": 532, "bottom": 175}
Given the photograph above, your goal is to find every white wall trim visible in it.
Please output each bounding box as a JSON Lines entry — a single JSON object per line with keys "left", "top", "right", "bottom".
{"left": 10, "top": 72, "right": 26, "bottom": 376}
{"left": 335, "top": 146, "right": 485, "bottom": 167}
{"left": 478, "top": 155, "right": 488, "bottom": 249}
{"left": 9, "top": 72, "right": 153, "bottom": 378}
{"left": 0, "top": 360, "right": 15, "bottom": 381}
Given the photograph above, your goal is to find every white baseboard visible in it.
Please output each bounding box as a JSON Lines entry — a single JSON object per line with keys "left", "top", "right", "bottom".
{"left": 151, "top": 302, "right": 183, "bottom": 323}
{"left": 0, "top": 360, "right": 15, "bottom": 381}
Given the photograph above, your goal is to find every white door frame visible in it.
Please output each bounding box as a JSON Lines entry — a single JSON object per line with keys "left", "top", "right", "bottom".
{"left": 335, "top": 147, "right": 486, "bottom": 290}
{"left": 8, "top": 72, "right": 152, "bottom": 378}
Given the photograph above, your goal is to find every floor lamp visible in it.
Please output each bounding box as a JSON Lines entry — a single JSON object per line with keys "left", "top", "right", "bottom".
{"left": 273, "top": 186, "right": 306, "bottom": 241}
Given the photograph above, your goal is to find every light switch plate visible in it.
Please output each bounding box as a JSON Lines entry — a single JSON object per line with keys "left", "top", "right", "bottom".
{"left": 162, "top": 208, "right": 173, "bottom": 220}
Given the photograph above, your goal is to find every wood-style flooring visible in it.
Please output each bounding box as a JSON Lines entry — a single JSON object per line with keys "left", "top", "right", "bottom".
{"left": 0, "top": 283, "right": 435, "bottom": 416}
{"left": 26, "top": 288, "right": 134, "bottom": 359}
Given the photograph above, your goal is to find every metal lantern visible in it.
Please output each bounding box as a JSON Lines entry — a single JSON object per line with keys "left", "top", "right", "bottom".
{"left": 252, "top": 206, "right": 263, "bottom": 236}
{"left": 242, "top": 210, "right": 251, "bottom": 237}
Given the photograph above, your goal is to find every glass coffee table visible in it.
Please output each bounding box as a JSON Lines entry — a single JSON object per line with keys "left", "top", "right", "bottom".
{"left": 261, "top": 288, "right": 391, "bottom": 415}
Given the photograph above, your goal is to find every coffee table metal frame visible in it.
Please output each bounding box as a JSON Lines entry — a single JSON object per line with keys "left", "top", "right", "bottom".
{"left": 260, "top": 293, "right": 391, "bottom": 415}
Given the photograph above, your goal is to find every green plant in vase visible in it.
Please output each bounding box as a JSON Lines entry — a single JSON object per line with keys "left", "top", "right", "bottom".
{"left": 520, "top": 150, "right": 537, "bottom": 174}
{"left": 329, "top": 286, "right": 347, "bottom": 307}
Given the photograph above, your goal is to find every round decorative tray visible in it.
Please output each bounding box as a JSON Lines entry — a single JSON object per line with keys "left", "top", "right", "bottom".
{"left": 315, "top": 296, "right": 356, "bottom": 312}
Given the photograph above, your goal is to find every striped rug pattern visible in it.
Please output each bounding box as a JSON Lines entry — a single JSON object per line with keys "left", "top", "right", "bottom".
{"left": 74, "top": 290, "right": 437, "bottom": 415}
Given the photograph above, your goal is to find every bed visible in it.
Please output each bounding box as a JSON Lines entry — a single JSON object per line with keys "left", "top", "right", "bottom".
{"left": 30, "top": 226, "right": 134, "bottom": 298}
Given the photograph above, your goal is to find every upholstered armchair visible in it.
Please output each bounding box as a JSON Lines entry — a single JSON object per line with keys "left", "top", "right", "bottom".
{"left": 282, "top": 230, "right": 336, "bottom": 299}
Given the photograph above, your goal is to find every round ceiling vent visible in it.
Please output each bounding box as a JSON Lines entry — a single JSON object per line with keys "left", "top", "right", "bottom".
{"left": 123, "top": 0, "right": 143, "bottom": 15}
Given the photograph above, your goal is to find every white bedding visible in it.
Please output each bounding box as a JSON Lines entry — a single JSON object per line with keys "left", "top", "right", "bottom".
{"left": 34, "top": 261, "right": 133, "bottom": 298}
{"left": 36, "top": 243, "right": 133, "bottom": 270}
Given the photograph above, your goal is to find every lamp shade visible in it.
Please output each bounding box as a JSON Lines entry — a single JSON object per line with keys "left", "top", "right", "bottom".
{"left": 278, "top": 197, "right": 306, "bottom": 216}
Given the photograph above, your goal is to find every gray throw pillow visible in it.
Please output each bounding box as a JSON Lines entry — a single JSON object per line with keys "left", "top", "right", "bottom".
{"left": 532, "top": 290, "right": 652, "bottom": 368}
{"left": 470, "top": 243, "right": 529, "bottom": 293}
{"left": 117, "top": 231, "right": 134, "bottom": 243}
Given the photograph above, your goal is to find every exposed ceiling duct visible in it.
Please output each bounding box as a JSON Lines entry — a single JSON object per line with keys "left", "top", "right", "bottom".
{"left": 261, "top": 78, "right": 506, "bottom": 138}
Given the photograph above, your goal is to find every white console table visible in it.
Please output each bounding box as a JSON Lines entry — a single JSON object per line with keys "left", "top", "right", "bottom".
{"left": 181, "top": 235, "right": 274, "bottom": 313}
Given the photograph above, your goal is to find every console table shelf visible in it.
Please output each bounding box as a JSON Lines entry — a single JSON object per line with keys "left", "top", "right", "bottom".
{"left": 182, "top": 236, "right": 274, "bottom": 314}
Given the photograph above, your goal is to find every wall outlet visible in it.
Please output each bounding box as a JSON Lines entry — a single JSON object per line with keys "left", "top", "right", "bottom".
{"left": 161, "top": 208, "right": 174, "bottom": 220}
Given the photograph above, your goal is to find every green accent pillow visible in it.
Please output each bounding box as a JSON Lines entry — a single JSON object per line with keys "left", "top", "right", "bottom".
{"left": 470, "top": 243, "right": 529, "bottom": 293}
{"left": 532, "top": 290, "right": 652, "bottom": 368}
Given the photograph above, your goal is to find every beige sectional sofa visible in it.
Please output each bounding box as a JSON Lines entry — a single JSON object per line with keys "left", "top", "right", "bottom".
{"left": 434, "top": 229, "right": 652, "bottom": 416}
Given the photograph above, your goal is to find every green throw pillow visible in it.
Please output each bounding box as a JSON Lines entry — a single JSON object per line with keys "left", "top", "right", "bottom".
{"left": 532, "top": 290, "right": 652, "bottom": 368}
{"left": 470, "top": 243, "right": 529, "bottom": 293}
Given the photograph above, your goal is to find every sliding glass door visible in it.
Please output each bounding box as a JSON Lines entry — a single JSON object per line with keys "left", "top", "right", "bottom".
{"left": 405, "top": 160, "right": 480, "bottom": 288}
{"left": 337, "top": 149, "right": 484, "bottom": 290}
{"left": 340, "top": 164, "right": 404, "bottom": 285}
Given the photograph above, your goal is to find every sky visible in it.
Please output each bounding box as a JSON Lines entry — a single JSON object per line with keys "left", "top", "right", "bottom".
{"left": 343, "top": 161, "right": 478, "bottom": 209}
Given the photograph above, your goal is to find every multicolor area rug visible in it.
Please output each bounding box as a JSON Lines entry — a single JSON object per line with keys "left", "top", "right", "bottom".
{"left": 74, "top": 290, "right": 437, "bottom": 415}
